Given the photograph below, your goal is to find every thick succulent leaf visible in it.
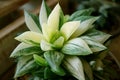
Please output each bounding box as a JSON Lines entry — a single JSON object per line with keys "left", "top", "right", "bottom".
{"left": 24, "top": 11, "right": 41, "bottom": 33}
{"left": 39, "top": 0, "right": 51, "bottom": 26}
{"left": 81, "top": 59, "right": 93, "bottom": 80}
{"left": 60, "top": 21, "right": 80, "bottom": 41}
{"left": 73, "top": 16, "right": 93, "bottom": 22}
{"left": 33, "top": 54, "right": 48, "bottom": 66}
{"left": 81, "top": 36, "right": 107, "bottom": 52}
{"left": 10, "top": 43, "right": 42, "bottom": 57}
{"left": 47, "top": 4, "right": 61, "bottom": 40}
{"left": 40, "top": 40, "right": 53, "bottom": 51}
{"left": 10, "top": 42, "right": 32, "bottom": 57}
{"left": 62, "top": 38, "right": 92, "bottom": 55}
{"left": 84, "top": 29, "right": 111, "bottom": 43}
{"left": 71, "top": 17, "right": 99, "bottom": 38}
{"left": 69, "top": 8, "right": 93, "bottom": 21}
{"left": 15, "top": 31, "right": 43, "bottom": 46}
{"left": 53, "top": 36, "right": 64, "bottom": 49}
{"left": 44, "top": 51, "right": 65, "bottom": 76}
{"left": 14, "top": 56, "right": 35, "bottom": 78}
{"left": 63, "top": 56, "right": 85, "bottom": 80}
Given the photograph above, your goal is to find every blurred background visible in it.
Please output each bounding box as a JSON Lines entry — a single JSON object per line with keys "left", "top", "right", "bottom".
{"left": 0, "top": 0, "right": 120, "bottom": 79}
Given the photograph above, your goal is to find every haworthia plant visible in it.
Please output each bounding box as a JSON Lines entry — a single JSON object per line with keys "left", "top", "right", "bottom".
{"left": 10, "top": 0, "right": 111, "bottom": 80}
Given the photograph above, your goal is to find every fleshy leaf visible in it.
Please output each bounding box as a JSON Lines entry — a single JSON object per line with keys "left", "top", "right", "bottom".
{"left": 53, "top": 36, "right": 64, "bottom": 49}
{"left": 15, "top": 31, "right": 43, "bottom": 46}
{"left": 14, "top": 56, "right": 35, "bottom": 78}
{"left": 71, "top": 17, "right": 99, "bottom": 38}
{"left": 60, "top": 21, "right": 80, "bottom": 41}
{"left": 33, "top": 54, "right": 48, "bottom": 66}
{"left": 81, "top": 36, "right": 107, "bottom": 52}
{"left": 84, "top": 29, "right": 111, "bottom": 43}
{"left": 62, "top": 38, "right": 92, "bottom": 55}
{"left": 24, "top": 11, "right": 41, "bottom": 33}
{"left": 44, "top": 51, "right": 65, "bottom": 76}
{"left": 47, "top": 4, "right": 61, "bottom": 41}
{"left": 69, "top": 8, "right": 93, "bottom": 21}
{"left": 39, "top": 0, "right": 51, "bottom": 26}
{"left": 81, "top": 59, "right": 93, "bottom": 80}
{"left": 63, "top": 56, "right": 85, "bottom": 80}
{"left": 40, "top": 40, "right": 53, "bottom": 51}
{"left": 73, "top": 16, "right": 93, "bottom": 22}
{"left": 10, "top": 43, "right": 42, "bottom": 57}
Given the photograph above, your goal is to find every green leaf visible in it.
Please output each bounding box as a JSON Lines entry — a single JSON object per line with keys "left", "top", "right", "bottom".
{"left": 71, "top": 17, "right": 99, "bottom": 38}
{"left": 15, "top": 31, "right": 43, "bottom": 46}
{"left": 69, "top": 8, "right": 93, "bottom": 21}
{"left": 39, "top": 0, "right": 51, "bottom": 26}
{"left": 60, "top": 21, "right": 80, "bottom": 41}
{"left": 33, "top": 54, "right": 48, "bottom": 66}
{"left": 63, "top": 56, "right": 85, "bottom": 80}
{"left": 44, "top": 51, "right": 65, "bottom": 76}
{"left": 73, "top": 16, "right": 93, "bottom": 22}
{"left": 53, "top": 36, "right": 64, "bottom": 49}
{"left": 81, "top": 36, "right": 107, "bottom": 52}
{"left": 24, "top": 10, "right": 41, "bottom": 33}
{"left": 40, "top": 40, "right": 53, "bottom": 51}
{"left": 81, "top": 59, "right": 93, "bottom": 80}
{"left": 84, "top": 29, "right": 111, "bottom": 43}
{"left": 10, "top": 42, "right": 32, "bottom": 57}
{"left": 44, "top": 67, "right": 58, "bottom": 79}
{"left": 62, "top": 38, "right": 92, "bottom": 55}
{"left": 10, "top": 43, "right": 42, "bottom": 57}
{"left": 14, "top": 56, "right": 35, "bottom": 78}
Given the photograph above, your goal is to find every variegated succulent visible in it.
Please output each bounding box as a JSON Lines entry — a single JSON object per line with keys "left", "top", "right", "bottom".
{"left": 10, "top": 0, "right": 111, "bottom": 80}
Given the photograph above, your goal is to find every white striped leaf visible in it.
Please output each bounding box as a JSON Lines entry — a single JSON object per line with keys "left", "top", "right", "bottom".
{"left": 24, "top": 11, "right": 41, "bottom": 33}
{"left": 84, "top": 29, "right": 111, "bottom": 43}
{"left": 39, "top": 0, "right": 51, "bottom": 26}
{"left": 62, "top": 38, "right": 92, "bottom": 55}
{"left": 10, "top": 43, "right": 42, "bottom": 57}
{"left": 63, "top": 56, "right": 85, "bottom": 80}
{"left": 81, "top": 36, "right": 107, "bottom": 52}
{"left": 44, "top": 51, "right": 65, "bottom": 76}
{"left": 71, "top": 17, "right": 99, "bottom": 38}
{"left": 14, "top": 56, "right": 34, "bottom": 78}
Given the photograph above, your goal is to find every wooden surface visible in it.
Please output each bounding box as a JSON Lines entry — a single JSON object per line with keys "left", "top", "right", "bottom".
{"left": 0, "top": 0, "right": 28, "bottom": 17}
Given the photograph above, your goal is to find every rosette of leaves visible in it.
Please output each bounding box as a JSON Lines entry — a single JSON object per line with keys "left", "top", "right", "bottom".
{"left": 10, "top": 0, "right": 111, "bottom": 80}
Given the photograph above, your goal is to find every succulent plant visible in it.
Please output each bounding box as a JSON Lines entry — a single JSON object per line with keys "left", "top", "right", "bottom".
{"left": 10, "top": 0, "right": 111, "bottom": 80}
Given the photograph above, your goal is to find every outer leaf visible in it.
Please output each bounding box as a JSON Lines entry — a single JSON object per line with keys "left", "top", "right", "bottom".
{"left": 40, "top": 40, "right": 53, "bottom": 51}
{"left": 71, "top": 17, "right": 99, "bottom": 38}
{"left": 81, "top": 36, "right": 107, "bottom": 52}
{"left": 44, "top": 51, "right": 65, "bottom": 76}
{"left": 14, "top": 56, "right": 34, "bottom": 78}
{"left": 39, "top": 0, "right": 51, "bottom": 26}
{"left": 15, "top": 31, "right": 43, "bottom": 46}
{"left": 24, "top": 11, "right": 41, "bottom": 33}
{"left": 73, "top": 16, "right": 93, "bottom": 22}
{"left": 60, "top": 21, "right": 80, "bottom": 41}
{"left": 81, "top": 59, "right": 93, "bottom": 80}
{"left": 11, "top": 46, "right": 42, "bottom": 57}
{"left": 84, "top": 29, "right": 111, "bottom": 43}
{"left": 62, "top": 38, "right": 92, "bottom": 55}
{"left": 33, "top": 54, "right": 48, "bottom": 66}
{"left": 63, "top": 56, "right": 85, "bottom": 80}
{"left": 10, "top": 42, "right": 33, "bottom": 57}
{"left": 69, "top": 8, "right": 93, "bottom": 21}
